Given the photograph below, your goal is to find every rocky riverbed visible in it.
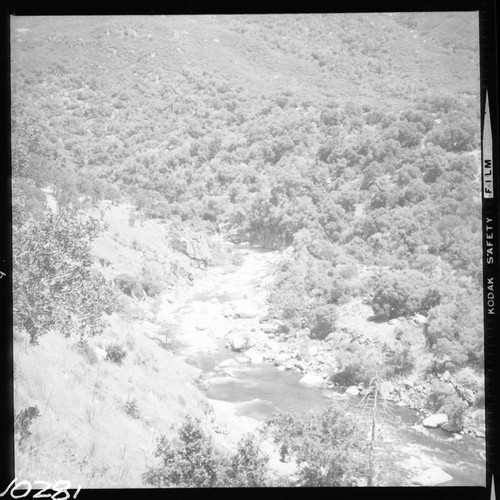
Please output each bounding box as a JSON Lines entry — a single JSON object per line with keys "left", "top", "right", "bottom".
{"left": 154, "top": 243, "right": 486, "bottom": 486}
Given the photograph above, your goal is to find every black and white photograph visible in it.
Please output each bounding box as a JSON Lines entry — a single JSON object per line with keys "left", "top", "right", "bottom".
{"left": 9, "top": 10, "right": 489, "bottom": 490}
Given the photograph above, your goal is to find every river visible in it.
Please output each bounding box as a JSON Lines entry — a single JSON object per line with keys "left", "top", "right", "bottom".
{"left": 165, "top": 245, "right": 486, "bottom": 487}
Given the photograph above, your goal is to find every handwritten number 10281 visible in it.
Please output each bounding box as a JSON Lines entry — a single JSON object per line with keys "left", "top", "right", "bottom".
{"left": 0, "top": 479, "right": 81, "bottom": 499}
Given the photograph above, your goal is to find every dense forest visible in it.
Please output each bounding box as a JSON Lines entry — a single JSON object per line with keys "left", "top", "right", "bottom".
{"left": 11, "top": 13, "right": 483, "bottom": 487}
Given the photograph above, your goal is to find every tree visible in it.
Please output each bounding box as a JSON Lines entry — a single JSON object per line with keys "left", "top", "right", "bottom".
{"left": 142, "top": 417, "right": 222, "bottom": 487}
{"left": 13, "top": 210, "right": 116, "bottom": 344}
{"left": 359, "top": 374, "right": 393, "bottom": 486}
{"left": 370, "top": 269, "right": 441, "bottom": 320}
{"left": 265, "top": 405, "right": 368, "bottom": 486}
{"left": 142, "top": 417, "right": 271, "bottom": 487}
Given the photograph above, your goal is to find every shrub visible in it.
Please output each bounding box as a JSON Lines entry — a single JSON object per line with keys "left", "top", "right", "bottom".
{"left": 386, "top": 324, "right": 426, "bottom": 376}
{"left": 114, "top": 273, "right": 145, "bottom": 299}
{"left": 370, "top": 269, "right": 440, "bottom": 320}
{"left": 221, "top": 435, "right": 271, "bottom": 487}
{"left": 123, "top": 398, "right": 140, "bottom": 419}
{"left": 264, "top": 405, "right": 368, "bottom": 486}
{"left": 13, "top": 211, "right": 116, "bottom": 344}
{"left": 105, "top": 343, "right": 127, "bottom": 364}
{"left": 426, "top": 297, "right": 483, "bottom": 370}
{"left": 308, "top": 304, "right": 338, "bottom": 340}
{"left": 141, "top": 261, "right": 165, "bottom": 297}
{"left": 142, "top": 417, "right": 271, "bottom": 487}
{"left": 332, "top": 345, "right": 387, "bottom": 386}
{"left": 15, "top": 406, "right": 40, "bottom": 446}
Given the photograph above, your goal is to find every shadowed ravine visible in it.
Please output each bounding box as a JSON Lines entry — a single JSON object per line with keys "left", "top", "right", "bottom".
{"left": 167, "top": 245, "right": 485, "bottom": 487}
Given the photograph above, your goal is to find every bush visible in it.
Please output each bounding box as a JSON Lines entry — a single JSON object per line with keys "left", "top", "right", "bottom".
{"left": 142, "top": 417, "right": 271, "bottom": 487}
{"left": 426, "top": 296, "right": 483, "bottom": 370}
{"left": 221, "top": 435, "right": 270, "bottom": 487}
{"left": 386, "top": 324, "right": 426, "bottom": 376}
{"left": 332, "top": 345, "right": 387, "bottom": 386}
{"left": 370, "top": 269, "right": 440, "bottom": 320}
{"left": 105, "top": 343, "right": 127, "bottom": 364}
{"left": 114, "top": 273, "right": 145, "bottom": 299}
{"left": 308, "top": 304, "right": 338, "bottom": 340}
{"left": 123, "top": 398, "right": 140, "bottom": 419}
{"left": 13, "top": 211, "right": 116, "bottom": 344}
{"left": 264, "top": 405, "right": 368, "bottom": 486}
{"left": 141, "top": 261, "right": 165, "bottom": 297}
{"left": 15, "top": 406, "right": 40, "bottom": 447}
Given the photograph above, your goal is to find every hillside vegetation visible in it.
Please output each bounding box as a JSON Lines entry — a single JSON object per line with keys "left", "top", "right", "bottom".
{"left": 11, "top": 12, "right": 482, "bottom": 487}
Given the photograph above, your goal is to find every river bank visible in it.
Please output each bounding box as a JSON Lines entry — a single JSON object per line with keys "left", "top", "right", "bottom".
{"left": 154, "top": 243, "right": 485, "bottom": 486}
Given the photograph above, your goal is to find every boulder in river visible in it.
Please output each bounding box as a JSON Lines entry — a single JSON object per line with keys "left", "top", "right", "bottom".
{"left": 227, "top": 332, "right": 248, "bottom": 351}
{"left": 233, "top": 301, "right": 260, "bottom": 319}
{"left": 412, "top": 467, "right": 453, "bottom": 486}
{"left": 299, "top": 374, "right": 325, "bottom": 389}
{"left": 196, "top": 321, "right": 210, "bottom": 331}
{"left": 345, "top": 386, "right": 360, "bottom": 396}
{"left": 422, "top": 413, "right": 448, "bottom": 428}
{"left": 248, "top": 352, "right": 264, "bottom": 365}
{"left": 274, "top": 354, "right": 290, "bottom": 366}
{"left": 210, "top": 316, "right": 232, "bottom": 338}
{"left": 177, "top": 305, "right": 195, "bottom": 314}
{"left": 441, "top": 421, "right": 462, "bottom": 433}
{"left": 294, "top": 361, "right": 306, "bottom": 371}
{"left": 218, "top": 358, "right": 239, "bottom": 369}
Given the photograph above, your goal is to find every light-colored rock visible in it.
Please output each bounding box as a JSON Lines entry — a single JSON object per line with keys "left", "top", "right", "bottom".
{"left": 422, "top": 413, "right": 448, "bottom": 428}
{"left": 227, "top": 332, "right": 248, "bottom": 351}
{"left": 413, "top": 313, "right": 427, "bottom": 325}
{"left": 210, "top": 316, "right": 233, "bottom": 338}
{"left": 196, "top": 322, "right": 209, "bottom": 331}
{"left": 307, "top": 345, "right": 319, "bottom": 357}
{"left": 274, "top": 354, "right": 290, "bottom": 366}
{"left": 222, "top": 307, "right": 233, "bottom": 318}
{"left": 379, "top": 381, "right": 394, "bottom": 398}
{"left": 345, "top": 386, "right": 360, "bottom": 396}
{"left": 388, "top": 318, "right": 399, "bottom": 325}
{"left": 218, "top": 359, "right": 239, "bottom": 368}
{"left": 236, "top": 356, "right": 250, "bottom": 364}
{"left": 248, "top": 353, "right": 264, "bottom": 365}
{"left": 233, "top": 301, "right": 259, "bottom": 319}
{"left": 412, "top": 467, "right": 453, "bottom": 486}
{"left": 277, "top": 365, "right": 286, "bottom": 371}
{"left": 440, "top": 370, "right": 451, "bottom": 382}
{"left": 178, "top": 305, "right": 194, "bottom": 314}
{"left": 299, "top": 374, "right": 325, "bottom": 389}
{"left": 441, "top": 422, "right": 462, "bottom": 433}
{"left": 93, "top": 346, "right": 107, "bottom": 362}
{"left": 456, "top": 385, "right": 475, "bottom": 405}
{"left": 262, "top": 323, "right": 280, "bottom": 334}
